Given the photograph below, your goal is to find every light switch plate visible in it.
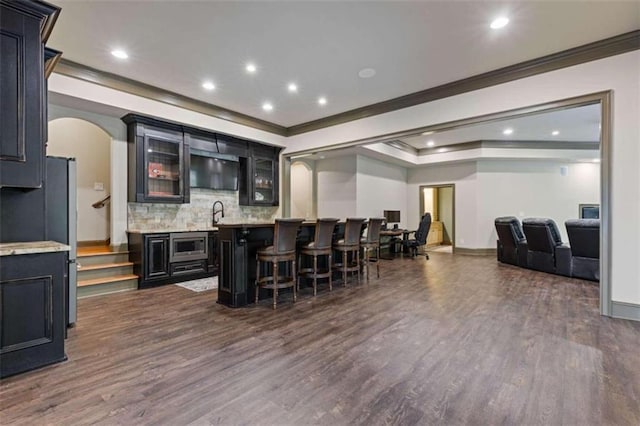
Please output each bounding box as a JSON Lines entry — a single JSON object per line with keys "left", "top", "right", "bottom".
{"left": 94, "top": 182, "right": 104, "bottom": 191}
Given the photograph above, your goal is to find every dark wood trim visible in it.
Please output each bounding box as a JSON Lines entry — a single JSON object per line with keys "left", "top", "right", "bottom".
{"left": 288, "top": 30, "right": 640, "bottom": 135}
{"left": 44, "top": 47, "right": 62, "bottom": 79}
{"left": 414, "top": 140, "right": 600, "bottom": 155}
{"left": 54, "top": 59, "right": 288, "bottom": 136}
{"left": 0, "top": 0, "right": 61, "bottom": 43}
{"left": 453, "top": 247, "right": 497, "bottom": 256}
{"left": 49, "top": 32, "right": 638, "bottom": 138}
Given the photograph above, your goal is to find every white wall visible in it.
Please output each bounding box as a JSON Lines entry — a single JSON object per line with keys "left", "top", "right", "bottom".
{"left": 408, "top": 160, "right": 600, "bottom": 250}
{"left": 316, "top": 156, "right": 357, "bottom": 218}
{"left": 47, "top": 118, "right": 111, "bottom": 242}
{"left": 408, "top": 162, "right": 478, "bottom": 248}
{"left": 287, "top": 50, "right": 640, "bottom": 305}
{"left": 476, "top": 160, "right": 600, "bottom": 246}
{"left": 356, "top": 156, "right": 407, "bottom": 226}
{"left": 290, "top": 161, "right": 314, "bottom": 219}
{"left": 48, "top": 104, "right": 129, "bottom": 247}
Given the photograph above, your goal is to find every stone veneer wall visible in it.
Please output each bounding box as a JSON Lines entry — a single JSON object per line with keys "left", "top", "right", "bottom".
{"left": 128, "top": 188, "right": 279, "bottom": 230}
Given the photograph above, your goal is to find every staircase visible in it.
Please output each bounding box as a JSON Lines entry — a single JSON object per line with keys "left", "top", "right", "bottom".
{"left": 77, "top": 245, "right": 138, "bottom": 298}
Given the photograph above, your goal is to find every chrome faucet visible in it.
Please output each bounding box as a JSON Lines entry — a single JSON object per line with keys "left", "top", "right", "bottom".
{"left": 212, "top": 201, "right": 224, "bottom": 225}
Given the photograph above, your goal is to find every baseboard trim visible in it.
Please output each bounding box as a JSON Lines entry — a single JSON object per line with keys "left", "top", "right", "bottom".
{"left": 611, "top": 301, "right": 640, "bottom": 321}
{"left": 453, "top": 247, "right": 497, "bottom": 256}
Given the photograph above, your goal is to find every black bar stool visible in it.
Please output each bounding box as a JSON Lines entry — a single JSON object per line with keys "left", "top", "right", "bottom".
{"left": 361, "top": 218, "right": 384, "bottom": 281}
{"left": 298, "top": 218, "right": 339, "bottom": 295}
{"left": 255, "top": 219, "right": 304, "bottom": 309}
{"left": 332, "top": 218, "right": 366, "bottom": 286}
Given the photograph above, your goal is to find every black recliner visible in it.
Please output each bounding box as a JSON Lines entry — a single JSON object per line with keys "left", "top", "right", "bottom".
{"left": 565, "top": 219, "right": 600, "bottom": 282}
{"left": 494, "top": 216, "right": 528, "bottom": 267}
{"left": 522, "top": 218, "right": 571, "bottom": 276}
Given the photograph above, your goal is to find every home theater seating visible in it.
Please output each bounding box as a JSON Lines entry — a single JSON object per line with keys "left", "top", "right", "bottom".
{"left": 494, "top": 216, "right": 600, "bottom": 282}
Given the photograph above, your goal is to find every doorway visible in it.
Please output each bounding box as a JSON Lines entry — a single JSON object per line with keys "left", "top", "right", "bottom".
{"left": 47, "top": 118, "right": 111, "bottom": 246}
{"left": 419, "top": 184, "right": 455, "bottom": 253}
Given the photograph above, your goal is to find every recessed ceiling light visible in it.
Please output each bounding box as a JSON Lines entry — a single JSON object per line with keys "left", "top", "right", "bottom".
{"left": 438, "top": 148, "right": 448, "bottom": 153}
{"left": 111, "top": 49, "right": 128, "bottom": 59}
{"left": 358, "top": 68, "right": 376, "bottom": 78}
{"left": 490, "top": 16, "right": 509, "bottom": 29}
{"left": 288, "top": 83, "right": 298, "bottom": 93}
{"left": 593, "top": 158, "right": 601, "bottom": 163}
{"left": 552, "top": 130, "right": 560, "bottom": 136}
{"left": 319, "top": 155, "right": 326, "bottom": 160}
{"left": 422, "top": 131, "right": 435, "bottom": 136}
{"left": 246, "top": 63, "right": 257, "bottom": 73}
{"left": 262, "top": 102, "right": 273, "bottom": 112}
{"left": 427, "top": 140, "right": 435, "bottom": 147}
{"left": 318, "top": 97, "right": 327, "bottom": 106}
{"left": 503, "top": 128, "right": 514, "bottom": 135}
{"left": 202, "top": 81, "right": 215, "bottom": 91}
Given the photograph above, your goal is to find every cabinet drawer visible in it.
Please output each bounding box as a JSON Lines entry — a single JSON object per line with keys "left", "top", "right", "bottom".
{"left": 170, "top": 260, "right": 207, "bottom": 276}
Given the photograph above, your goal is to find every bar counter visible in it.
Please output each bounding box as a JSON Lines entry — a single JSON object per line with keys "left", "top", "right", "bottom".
{"left": 216, "top": 222, "right": 332, "bottom": 307}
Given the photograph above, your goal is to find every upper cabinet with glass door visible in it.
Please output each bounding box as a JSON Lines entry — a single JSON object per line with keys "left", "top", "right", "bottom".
{"left": 239, "top": 144, "right": 281, "bottom": 206}
{"left": 123, "top": 114, "right": 190, "bottom": 204}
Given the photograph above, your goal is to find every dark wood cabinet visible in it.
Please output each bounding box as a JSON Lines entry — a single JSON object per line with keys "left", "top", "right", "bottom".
{"left": 239, "top": 144, "right": 281, "bottom": 206}
{"left": 1, "top": 252, "right": 67, "bottom": 378}
{"left": 208, "top": 230, "right": 219, "bottom": 274}
{"left": 128, "top": 231, "right": 218, "bottom": 289}
{"left": 123, "top": 114, "right": 190, "bottom": 204}
{"left": 0, "top": 1, "right": 59, "bottom": 189}
{"left": 123, "top": 114, "right": 281, "bottom": 207}
{"left": 145, "top": 234, "right": 170, "bottom": 279}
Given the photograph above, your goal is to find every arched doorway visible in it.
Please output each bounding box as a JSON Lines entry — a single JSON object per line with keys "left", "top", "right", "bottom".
{"left": 290, "top": 161, "right": 315, "bottom": 219}
{"left": 48, "top": 118, "right": 111, "bottom": 245}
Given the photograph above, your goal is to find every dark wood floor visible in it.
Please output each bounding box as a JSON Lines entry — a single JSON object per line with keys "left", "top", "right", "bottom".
{"left": 2, "top": 253, "right": 639, "bottom": 425}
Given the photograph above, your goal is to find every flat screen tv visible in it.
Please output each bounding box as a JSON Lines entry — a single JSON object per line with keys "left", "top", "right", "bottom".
{"left": 579, "top": 204, "right": 600, "bottom": 219}
{"left": 190, "top": 151, "right": 239, "bottom": 190}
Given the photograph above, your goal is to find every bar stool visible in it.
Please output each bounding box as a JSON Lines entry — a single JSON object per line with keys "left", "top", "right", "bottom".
{"left": 298, "top": 218, "right": 339, "bottom": 295}
{"left": 255, "top": 218, "right": 304, "bottom": 309}
{"left": 332, "top": 218, "right": 366, "bottom": 286}
{"left": 361, "top": 218, "right": 385, "bottom": 281}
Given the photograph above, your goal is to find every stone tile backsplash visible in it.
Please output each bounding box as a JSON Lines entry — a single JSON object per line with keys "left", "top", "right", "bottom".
{"left": 128, "top": 188, "right": 279, "bottom": 231}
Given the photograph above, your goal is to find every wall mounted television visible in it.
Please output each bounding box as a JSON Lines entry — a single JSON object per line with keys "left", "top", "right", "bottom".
{"left": 189, "top": 149, "right": 239, "bottom": 191}
{"left": 579, "top": 204, "right": 600, "bottom": 219}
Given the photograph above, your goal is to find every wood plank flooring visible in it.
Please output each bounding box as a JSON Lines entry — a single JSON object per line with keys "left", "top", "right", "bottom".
{"left": 1, "top": 253, "right": 639, "bottom": 425}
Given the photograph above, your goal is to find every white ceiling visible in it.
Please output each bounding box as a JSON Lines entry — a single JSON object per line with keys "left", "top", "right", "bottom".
{"left": 399, "top": 103, "right": 601, "bottom": 149}
{"left": 48, "top": 1, "right": 639, "bottom": 127}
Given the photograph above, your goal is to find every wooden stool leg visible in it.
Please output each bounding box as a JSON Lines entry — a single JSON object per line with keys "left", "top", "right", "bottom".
{"left": 273, "top": 261, "right": 278, "bottom": 310}
{"left": 328, "top": 254, "right": 333, "bottom": 291}
{"left": 343, "top": 250, "right": 347, "bottom": 286}
{"left": 313, "top": 254, "right": 318, "bottom": 296}
{"left": 292, "top": 258, "right": 297, "bottom": 303}
{"left": 296, "top": 253, "right": 301, "bottom": 291}
{"left": 365, "top": 248, "right": 370, "bottom": 282}
{"left": 255, "top": 256, "right": 260, "bottom": 304}
{"left": 356, "top": 249, "right": 361, "bottom": 284}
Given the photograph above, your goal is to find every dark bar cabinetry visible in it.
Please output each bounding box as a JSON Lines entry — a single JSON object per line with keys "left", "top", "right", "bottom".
{"left": 1, "top": 249, "right": 68, "bottom": 378}
{"left": 123, "top": 115, "right": 190, "bottom": 204}
{"left": 128, "top": 230, "right": 219, "bottom": 289}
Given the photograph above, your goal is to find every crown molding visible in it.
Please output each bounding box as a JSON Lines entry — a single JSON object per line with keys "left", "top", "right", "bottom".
{"left": 53, "top": 59, "right": 288, "bottom": 136}
{"left": 415, "top": 140, "right": 600, "bottom": 155}
{"left": 287, "top": 30, "right": 640, "bottom": 135}
{"left": 50, "top": 30, "right": 639, "bottom": 137}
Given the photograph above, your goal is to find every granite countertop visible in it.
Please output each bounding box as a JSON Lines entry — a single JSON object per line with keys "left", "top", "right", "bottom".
{"left": 127, "top": 227, "right": 219, "bottom": 234}
{"left": 0, "top": 241, "right": 71, "bottom": 257}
